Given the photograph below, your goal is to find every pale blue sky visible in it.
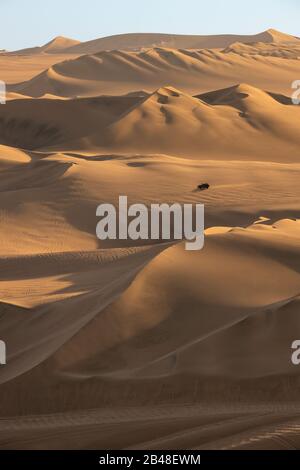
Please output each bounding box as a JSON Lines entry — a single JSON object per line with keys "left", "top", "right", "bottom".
{"left": 1, "top": 0, "right": 299, "bottom": 50}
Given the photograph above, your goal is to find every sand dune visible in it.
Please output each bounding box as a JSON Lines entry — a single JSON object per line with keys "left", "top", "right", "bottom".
{"left": 0, "top": 94, "right": 141, "bottom": 149}
{"left": 10, "top": 39, "right": 300, "bottom": 98}
{"left": 2, "top": 84, "right": 300, "bottom": 161}
{"left": 223, "top": 40, "right": 300, "bottom": 58}
{"left": 0, "top": 54, "right": 80, "bottom": 84}
{"left": 34, "top": 29, "right": 300, "bottom": 55}
{"left": 7, "top": 36, "right": 81, "bottom": 56}
{"left": 0, "top": 147, "right": 299, "bottom": 389}
{"left": 6, "top": 29, "right": 298, "bottom": 56}
{"left": 72, "top": 85, "right": 300, "bottom": 159}
{"left": 1, "top": 30, "right": 300, "bottom": 450}
{"left": 0, "top": 210, "right": 300, "bottom": 450}
{"left": 51, "top": 220, "right": 300, "bottom": 382}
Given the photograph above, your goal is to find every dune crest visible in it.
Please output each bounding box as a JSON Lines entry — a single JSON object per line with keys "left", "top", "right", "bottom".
{"left": 2, "top": 83, "right": 300, "bottom": 161}
{"left": 7, "top": 36, "right": 81, "bottom": 56}
{"left": 30, "top": 29, "right": 300, "bottom": 55}
{"left": 10, "top": 38, "right": 300, "bottom": 98}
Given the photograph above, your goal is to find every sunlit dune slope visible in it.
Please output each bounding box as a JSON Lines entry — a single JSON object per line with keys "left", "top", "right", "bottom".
{"left": 10, "top": 39, "right": 300, "bottom": 97}
{"left": 2, "top": 85, "right": 300, "bottom": 161}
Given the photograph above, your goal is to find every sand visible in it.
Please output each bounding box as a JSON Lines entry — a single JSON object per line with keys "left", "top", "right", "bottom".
{"left": 0, "top": 30, "right": 300, "bottom": 450}
{"left": 11, "top": 29, "right": 296, "bottom": 55}
{"left": 8, "top": 37, "right": 300, "bottom": 98}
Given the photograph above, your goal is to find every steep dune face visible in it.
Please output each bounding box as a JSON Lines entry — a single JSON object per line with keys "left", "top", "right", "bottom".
{"left": 52, "top": 220, "right": 300, "bottom": 382}
{"left": 0, "top": 244, "right": 166, "bottom": 385}
{"left": 265, "top": 28, "right": 300, "bottom": 43}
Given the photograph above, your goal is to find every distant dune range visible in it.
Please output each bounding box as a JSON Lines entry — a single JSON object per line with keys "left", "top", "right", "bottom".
{"left": 4, "top": 28, "right": 299, "bottom": 55}
{"left": 1, "top": 29, "right": 300, "bottom": 96}
{"left": 0, "top": 30, "right": 300, "bottom": 450}
{"left": 7, "top": 35, "right": 300, "bottom": 97}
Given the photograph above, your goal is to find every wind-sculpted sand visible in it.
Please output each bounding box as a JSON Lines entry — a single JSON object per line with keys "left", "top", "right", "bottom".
{"left": 0, "top": 30, "right": 300, "bottom": 449}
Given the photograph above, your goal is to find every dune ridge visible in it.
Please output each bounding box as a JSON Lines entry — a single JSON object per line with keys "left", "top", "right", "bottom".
{"left": 10, "top": 39, "right": 300, "bottom": 98}
{"left": 2, "top": 84, "right": 300, "bottom": 162}
{"left": 7, "top": 29, "right": 298, "bottom": 56}
{"left": 6, "top": 36, "right": 81, "bottom": 56}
